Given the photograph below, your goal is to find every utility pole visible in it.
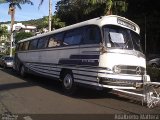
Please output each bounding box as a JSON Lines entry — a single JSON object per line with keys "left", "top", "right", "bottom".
{"left": 144, "top": 15, "right": 147, "bottom": 55}
{"left": 9, "top": 6, "right": 15, "bottom": 57}
{"left": 49, "top": 0, "right": 52, "bottom": 32}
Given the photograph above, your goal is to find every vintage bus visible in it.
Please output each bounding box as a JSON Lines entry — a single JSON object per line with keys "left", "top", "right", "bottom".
{"left": 14, "top": 15, "right": 150, "bottom": 94}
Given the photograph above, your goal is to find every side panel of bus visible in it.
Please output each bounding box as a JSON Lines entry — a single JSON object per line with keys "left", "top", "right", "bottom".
{"left": 72, "top": 25, "right": 102, "bottom": 87}
{"left": 16, "top": 25, "right": 102, "bottom": 90}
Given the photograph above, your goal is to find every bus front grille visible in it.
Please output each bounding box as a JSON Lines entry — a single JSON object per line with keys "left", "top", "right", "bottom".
{"left": 113, "top": 65, "right": 145, "bottom": 75}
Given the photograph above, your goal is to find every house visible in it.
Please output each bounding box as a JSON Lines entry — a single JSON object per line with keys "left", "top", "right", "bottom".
{"left": 18, "top": 25, "right": 37, "bottom": 34}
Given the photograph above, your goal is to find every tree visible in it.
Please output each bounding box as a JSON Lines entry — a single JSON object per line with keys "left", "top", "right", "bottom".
{"left": 36, "top": 16, "right": 65, "bottom": 32}
{"left": 126, "top": 0, "right": 160, "bottom": 55}
{"left": 55, "top": 0, "right": 97, "bottom": 25}
{"left": 0, "top": 0, "right": 33, "bottom": 30}
{"left": 55, "top": 0, "right": 128, "bottom": 25}
{"left": 51, "top": 15, "right": 65, "bottom": 29}
{"left": 0, "top": 26, "right": 9, "bottom": 46}
{"left": 0, "top": 25, "right": 10, "bottom": 54}
{"left": 0, "top": 0, "right": 33, "bottom": 56}
{"left": 39, "top": 0, "right": 44, "bottom": 8}
{"left": 87, "top": 0, "right": 127, "bottom": 15}
{"left": 0, "top": 26, "right": 9, "bottom": 37}
{"left": 15, "top": 32, "right": 33, "bottom": 44}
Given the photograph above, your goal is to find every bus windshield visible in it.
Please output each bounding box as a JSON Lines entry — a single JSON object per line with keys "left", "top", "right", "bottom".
{"left": 103, "top": 25, "right": 142, "bottom": 52}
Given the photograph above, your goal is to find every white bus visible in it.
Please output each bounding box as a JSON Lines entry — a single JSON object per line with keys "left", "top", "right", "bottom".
{"left": 14, "top": 15, "right": 150, "bottom": 94}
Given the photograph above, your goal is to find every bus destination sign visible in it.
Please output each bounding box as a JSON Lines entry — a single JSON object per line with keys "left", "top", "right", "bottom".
{"left": 117, "top": 18, "right": 136, "bottom": 31}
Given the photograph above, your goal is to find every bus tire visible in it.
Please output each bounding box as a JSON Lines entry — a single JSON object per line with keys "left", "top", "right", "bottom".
{"left": 3, "top": 64, "right": 6, "bottom": 69}
{"left": 62, "top": 71, "right": 77, "bottom": 95}
{"left": 20, "top": 65, "right": 26, "bottom": 78}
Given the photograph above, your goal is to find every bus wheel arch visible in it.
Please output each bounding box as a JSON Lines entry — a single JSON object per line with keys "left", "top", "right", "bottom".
{"left": 60, "top": 69, "right": 77, "bottom": 95}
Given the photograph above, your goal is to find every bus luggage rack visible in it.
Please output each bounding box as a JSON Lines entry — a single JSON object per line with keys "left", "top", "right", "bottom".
{"left": 112, "top": 82, "right": 160, "bottom": 108}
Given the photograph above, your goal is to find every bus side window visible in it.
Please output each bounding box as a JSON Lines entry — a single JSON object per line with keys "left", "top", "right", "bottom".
{"left": 37, "top": 37, "right": 48, "bottom": 49}
{"left": 48, "top": 33, "right": 63, "bottom": 48}
{"left": 22, "top": 41, "right": 30, "bottom": 51}
{"left": 83, "top": 26, "right": 101, "bottom": 44}
{"left": 48, "top": 37, "right": 58, "bottom": 48}
{"left": 29, "top": 39, "right": 38, "bottom": 50}
{"left": 21, "top": 43, "right": 25, "bottom": 51}
{"left": 63, "top": 28, "right": 82, "bottom": 46}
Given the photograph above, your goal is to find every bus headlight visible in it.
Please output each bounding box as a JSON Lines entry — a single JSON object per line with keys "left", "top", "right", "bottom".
{"left": 113, "top": 66, "right": 121, "bottom": 74}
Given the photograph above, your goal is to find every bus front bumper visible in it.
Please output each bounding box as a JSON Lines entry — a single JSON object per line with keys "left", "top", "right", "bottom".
{"left": 98, "top": 75, "right": 150, "bottom": 89}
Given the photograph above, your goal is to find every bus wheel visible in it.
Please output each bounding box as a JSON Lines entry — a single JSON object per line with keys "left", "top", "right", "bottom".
{"left": 3, "top": 64, "right": 6, "bottom": 69}
{"left": 62, "top": 72, "right": 77, "bottom": 95}
{"left": 20, "top": 65, "right": 26, "bottom": 77}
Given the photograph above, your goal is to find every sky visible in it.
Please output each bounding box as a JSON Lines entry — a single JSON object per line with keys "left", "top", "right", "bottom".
{"left": 0, "top": 0, "right": 59, "bottom": 22}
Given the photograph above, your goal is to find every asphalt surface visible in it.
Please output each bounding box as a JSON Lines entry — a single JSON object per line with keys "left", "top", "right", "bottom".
{"left": 0, "top": 68, "right": 160, "bottom": 119}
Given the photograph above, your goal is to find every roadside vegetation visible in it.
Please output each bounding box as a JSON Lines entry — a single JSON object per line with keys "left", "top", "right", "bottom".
{"left": 147, "top": 66, "right": 160, "bottom": 82}
{"left": 0, "top": 26, "right": 9, "bottom": 37}
{"left": 14, "top": 32, "right": 33, "bottom": 44}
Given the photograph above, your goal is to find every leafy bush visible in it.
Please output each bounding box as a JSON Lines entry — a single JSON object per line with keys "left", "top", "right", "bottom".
{"left": 15, "top": 32, "right": 33, "bottom": 44}
{"left": 147, "top": 66, "right": 160, "bottom": 82}
{"left": 0, "top": 53, "right": 4, "bottom": 58}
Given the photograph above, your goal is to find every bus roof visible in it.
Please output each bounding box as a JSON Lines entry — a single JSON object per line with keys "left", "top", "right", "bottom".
{"left": 18, "top": 15, "right": 140, "bottom": 43}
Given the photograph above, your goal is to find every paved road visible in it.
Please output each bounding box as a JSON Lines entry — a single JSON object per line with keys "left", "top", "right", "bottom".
{"left": 0, "top": 68, "right": 160, "bottom": 117}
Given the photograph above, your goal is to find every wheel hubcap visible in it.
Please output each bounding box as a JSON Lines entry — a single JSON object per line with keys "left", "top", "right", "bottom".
{"left": 21, "top": 66, "right": 24, "bottom": 76}
{"left": 64, "top": 74, "right": 72, "bottom": 89}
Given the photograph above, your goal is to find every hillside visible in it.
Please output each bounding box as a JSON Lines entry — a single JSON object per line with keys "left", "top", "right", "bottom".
{"left": 0, "top": 17, "right": 45, "bottom": 26}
